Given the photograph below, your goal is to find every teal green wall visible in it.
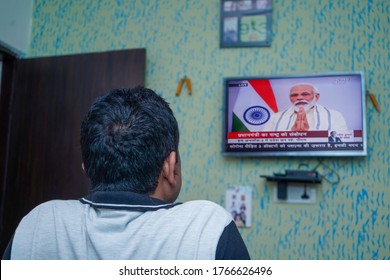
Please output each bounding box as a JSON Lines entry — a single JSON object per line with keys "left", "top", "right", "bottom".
{"left": 29, "top": 0, "right": 389, "bottom": 259}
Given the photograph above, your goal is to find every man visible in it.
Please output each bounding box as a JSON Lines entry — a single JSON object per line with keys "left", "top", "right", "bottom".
{"left": 4, "top": 87, "right": 250, "bottom": 260}
{"left": 328, "top": 131, "right": 342, "bottom": 142}
{"left": 263, "top": 83, "right": 348, "bottom": 132}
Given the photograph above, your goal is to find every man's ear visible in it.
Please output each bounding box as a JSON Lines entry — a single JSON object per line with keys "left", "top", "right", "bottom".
{"left": 81, "top": 163, "right": 85, "bottom": 172}
{"left": 162, "top": 151, "right": 177, "bottom": 185}
{"left": 315, "top": 93, "right": 320, "bottom": 101}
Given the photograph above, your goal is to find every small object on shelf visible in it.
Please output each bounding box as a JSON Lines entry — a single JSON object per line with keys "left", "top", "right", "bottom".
{"left": 261, "top": 170, "right": 322, "bottom": 200}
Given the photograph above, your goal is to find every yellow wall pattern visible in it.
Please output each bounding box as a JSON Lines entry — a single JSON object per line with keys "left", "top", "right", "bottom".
{"left": 29, "top": 0, "right": 389, "bottom": 259}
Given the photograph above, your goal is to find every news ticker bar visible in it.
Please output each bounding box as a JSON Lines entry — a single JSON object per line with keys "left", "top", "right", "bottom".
{"left": 228, "top": 138, "right": 364, "bottom": 143}
{"left": 226, "top": 142, "right": 364, "bottom": 152}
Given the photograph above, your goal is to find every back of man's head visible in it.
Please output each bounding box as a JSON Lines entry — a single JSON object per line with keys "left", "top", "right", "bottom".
{"left": 80, "top": 86, "right": 179, "bottom": 194}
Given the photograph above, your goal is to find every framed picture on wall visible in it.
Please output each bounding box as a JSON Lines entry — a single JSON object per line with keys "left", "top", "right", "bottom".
{"left": 220, "top": 0, "right": 272, "bottom": 48}
{"left": 225, "top": 185, "right": 252, "bottom": 228}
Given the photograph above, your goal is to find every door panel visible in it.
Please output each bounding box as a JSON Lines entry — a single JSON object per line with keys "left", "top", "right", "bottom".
{"left": 0, "top": 49, "right": 146, "bottom": 254}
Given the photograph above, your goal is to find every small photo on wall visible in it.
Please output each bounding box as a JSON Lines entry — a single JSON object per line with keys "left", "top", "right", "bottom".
{"left": 220, "top": 0, "right": 272, "bottom": 47}
{"left": 240, "top": 14, "right": 268, "bottom": 42}
{"left": 223, "top": 1, "right": 237, "bottom": 11}
{"left": 225, "top": 185, "right": 252, "bottom": 227}
{"left": 223, "top": 17, "right": 239, "bottom": 43}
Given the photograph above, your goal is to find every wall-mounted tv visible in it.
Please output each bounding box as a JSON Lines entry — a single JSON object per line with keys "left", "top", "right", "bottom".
{"left": 223, "top": 72, "right": 367, "bottom": 157}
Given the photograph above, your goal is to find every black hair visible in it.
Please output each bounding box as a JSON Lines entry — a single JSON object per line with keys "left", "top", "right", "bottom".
{"left": 80, "top": 86, "right": 179, "bottom": 194}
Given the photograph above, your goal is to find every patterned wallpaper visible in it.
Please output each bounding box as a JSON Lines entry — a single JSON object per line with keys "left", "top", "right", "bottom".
{"left": 29, "top": 0, "right": 389, "bottom": 259}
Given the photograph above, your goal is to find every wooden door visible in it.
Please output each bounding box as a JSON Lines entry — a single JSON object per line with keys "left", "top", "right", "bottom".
{"left": 0, "top": 49, "right": 146, "bottom": 254}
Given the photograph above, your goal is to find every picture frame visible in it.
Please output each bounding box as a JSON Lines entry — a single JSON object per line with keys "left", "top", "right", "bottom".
{"left": 225, "top": 185, "right": 252, "bottom": 228}
{"left": 220, "top": 0, "right": 272, "bottom": 48}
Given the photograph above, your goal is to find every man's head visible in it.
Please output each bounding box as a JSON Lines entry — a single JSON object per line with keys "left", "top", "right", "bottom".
{"left": 80, "top": 87, "right": 181, "bottom": 202}
{"left": 289, "top": 83, "right": 320, "bottom": 112}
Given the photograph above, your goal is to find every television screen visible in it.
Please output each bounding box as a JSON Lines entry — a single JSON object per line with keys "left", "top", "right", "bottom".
{"left": 223, "top": 72, "right": 367, "bottom": 157}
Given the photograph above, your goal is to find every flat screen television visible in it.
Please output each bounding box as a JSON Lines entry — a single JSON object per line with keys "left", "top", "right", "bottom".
{"left": 222, "top": 72, "right": 367, "bottom": 157}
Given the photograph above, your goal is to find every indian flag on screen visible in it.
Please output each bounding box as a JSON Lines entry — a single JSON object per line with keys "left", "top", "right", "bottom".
{"left": 232, "top": 80, "right": 279, "bottom": 132}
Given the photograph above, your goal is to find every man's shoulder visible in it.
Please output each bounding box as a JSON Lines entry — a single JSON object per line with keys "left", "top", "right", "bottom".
{"left": 168, "top": 200, "right": 234, "bottom": 237}
{"left": 176, "top": 200, "right": 232, "bottom": 221}
{"left": 36, "top": 199, "right": 81, "bottom": 208}
{"left": 180, "top": 200, "right": 226, "bottom": 210}
{"left": 26, "top": 199, "right": 82, "bottom": 217}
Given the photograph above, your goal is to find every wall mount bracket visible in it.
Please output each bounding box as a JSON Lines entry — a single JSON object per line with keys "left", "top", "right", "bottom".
{"left": 261, "top": 170, "right": 322, "bottom": 200}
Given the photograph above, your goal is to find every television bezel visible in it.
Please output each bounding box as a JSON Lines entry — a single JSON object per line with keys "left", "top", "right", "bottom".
{"left": 222, "top": 71, "right": 367, "bottom": 157}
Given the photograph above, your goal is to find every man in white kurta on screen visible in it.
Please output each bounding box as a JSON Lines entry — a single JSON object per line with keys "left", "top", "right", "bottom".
{"left": 263, "top": 83, "right": 348, "bottom": 132}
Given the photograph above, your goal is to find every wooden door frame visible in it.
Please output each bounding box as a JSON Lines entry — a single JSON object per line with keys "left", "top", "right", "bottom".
{"left": 0, "top": 52, "right": 16, "bottom": 251}
{"left": 0, "top": 49, "right": 146, "bottom": 256}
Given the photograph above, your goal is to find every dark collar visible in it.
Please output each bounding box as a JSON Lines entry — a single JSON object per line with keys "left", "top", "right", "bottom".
{"left": 80, "top": 191, "right": 181, "bottom": 212}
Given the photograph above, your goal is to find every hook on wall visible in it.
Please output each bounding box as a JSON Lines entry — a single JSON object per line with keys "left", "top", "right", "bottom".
{"left": 367, "top": 90, "right": 380, "bottom": 112}
{"left": 175, "top": 75, "right": 192, "bottom": 96}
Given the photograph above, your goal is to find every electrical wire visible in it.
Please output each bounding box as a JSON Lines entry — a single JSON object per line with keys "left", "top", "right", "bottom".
{"left": 312, "top": 158, "right": 344, "bottom": 185}
{"left": 295, "top": 158, "right": 345, "bottom": 185}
